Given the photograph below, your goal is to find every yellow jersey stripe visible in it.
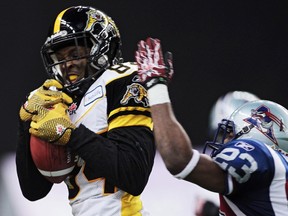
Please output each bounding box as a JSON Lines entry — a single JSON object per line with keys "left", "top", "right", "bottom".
{"left": 109, "top": 114, "right": 153, "bottom": 131}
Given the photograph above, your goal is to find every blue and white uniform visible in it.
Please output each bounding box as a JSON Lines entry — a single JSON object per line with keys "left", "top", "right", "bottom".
{"left": 212, "top": 139, "right": 288, "bottom": 215}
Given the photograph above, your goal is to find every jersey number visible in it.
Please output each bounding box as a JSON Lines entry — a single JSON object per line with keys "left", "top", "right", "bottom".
{"left": 213, "top": 147, "right": 258, "bottom": 183}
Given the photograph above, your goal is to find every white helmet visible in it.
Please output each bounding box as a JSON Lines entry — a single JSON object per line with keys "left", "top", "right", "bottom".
{"left": 208, "top": 91, "right": 260, "bottom": 138}
{"left": 229, "top": 100, "right": 288, "bottom": 154}
{"left": 205, "top": 100, "right": 288, "bottom": 155}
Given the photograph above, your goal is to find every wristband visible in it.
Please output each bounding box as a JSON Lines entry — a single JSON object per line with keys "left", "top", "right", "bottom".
{"left": 174, "top": 150, "right": 200, "bottom": 179}
{"left": 147, "top": 84, "right": 170, "bottom": 106}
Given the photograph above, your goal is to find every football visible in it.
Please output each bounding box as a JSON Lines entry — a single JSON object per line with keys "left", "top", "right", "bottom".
{"left": 30, "top": 135, "right": 76, "bottom": 183}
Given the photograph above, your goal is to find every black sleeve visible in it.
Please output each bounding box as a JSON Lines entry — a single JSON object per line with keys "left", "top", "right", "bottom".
{"left": 15, "top": 116, "right": 53, "bottom": 201}
{"left": 67, "top": 124, "right": 155, "bottom": 196}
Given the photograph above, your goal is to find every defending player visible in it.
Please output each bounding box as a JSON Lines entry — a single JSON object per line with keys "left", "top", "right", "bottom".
{"left": 16, "top": 6, "right": 155, "bottom": 215}
{"left": 135, "top": 37, "right": 288, "bottom": 215}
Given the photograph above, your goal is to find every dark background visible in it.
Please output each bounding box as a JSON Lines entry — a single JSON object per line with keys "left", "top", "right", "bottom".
{"left": 1, "top": 0, "right": 288, "bottom": 155}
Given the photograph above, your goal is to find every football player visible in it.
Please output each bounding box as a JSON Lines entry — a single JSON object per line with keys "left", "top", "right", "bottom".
{"left": 16, "top": 6, "right": 155, "bottom": 216}
{"left": 135, "top": 37, "right": 288, "bottom": 215}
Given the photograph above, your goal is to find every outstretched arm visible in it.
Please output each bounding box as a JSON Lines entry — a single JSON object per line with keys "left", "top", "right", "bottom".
{"left": 135, "top": 38, "right": 227, "bottom": 193}
{"left": 150, "top": 101, "right": 193, "bottom": 174}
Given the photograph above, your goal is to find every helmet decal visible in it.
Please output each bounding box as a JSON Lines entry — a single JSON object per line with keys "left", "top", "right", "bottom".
{"left": 244, "top": 105, "right": 285, "bottom": 145}
{"left": 205, "top": 100, "right": 288, "bottom": 156}
{"left": 107, "top": 16, "right": 120, "bottom": 36}
{"left": 86, "top": 10, "right": 106, "bottom": 31}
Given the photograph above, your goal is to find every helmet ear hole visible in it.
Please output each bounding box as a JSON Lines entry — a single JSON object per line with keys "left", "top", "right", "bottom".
{"left": 97, "top": 55, "right": 108, "bottom": 66}
{"left": 90, "top": 55, "right": 109, "bottom": 69}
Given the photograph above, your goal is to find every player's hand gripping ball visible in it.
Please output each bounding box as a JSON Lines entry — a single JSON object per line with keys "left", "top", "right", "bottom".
{"left": 30, "top": 135, "right": 77, "bottom": 183}
{"left": 19, "top": 79, "right": 72, "bottom": 122}
{"left": 30, "top": 101, "right": 75, "bottom": 145}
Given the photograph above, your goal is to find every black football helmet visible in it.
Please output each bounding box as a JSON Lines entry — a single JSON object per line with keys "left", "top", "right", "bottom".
{"left": 41, "top": 6, "right": 123, "bottom": 94}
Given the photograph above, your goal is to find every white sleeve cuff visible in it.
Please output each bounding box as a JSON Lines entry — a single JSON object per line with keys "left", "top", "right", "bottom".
{"left": 147, "top": 84, "right": 170, "bottom": 106}
{"left": 174, "top": 150, "right": 200, "bottom": 179}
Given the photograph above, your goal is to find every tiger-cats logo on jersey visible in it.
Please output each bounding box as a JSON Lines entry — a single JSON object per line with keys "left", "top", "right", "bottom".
{"left": 121, "top": 83, "right": 149, "bottom": 107}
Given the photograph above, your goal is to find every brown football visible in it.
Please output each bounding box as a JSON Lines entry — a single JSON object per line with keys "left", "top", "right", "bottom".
{"left": 30, "top": 135, "right": 76, "bottom": 183}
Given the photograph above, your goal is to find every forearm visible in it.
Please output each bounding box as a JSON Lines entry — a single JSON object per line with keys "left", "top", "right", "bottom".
{"left": 150, "top": 89, "right": 226, "bottom": 193}
{"left": 68, "top": 124, "right": 155, "bottom": 195}
{"left": 16, "top": 118, "right": 53, "bottom": 201}
{"left": 151, "top": 102, "right": 194, "bottom": 175}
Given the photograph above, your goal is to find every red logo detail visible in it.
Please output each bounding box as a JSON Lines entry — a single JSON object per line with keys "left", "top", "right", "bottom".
{"left": 68, "top": 103, "right": 77, "bottom": 114}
